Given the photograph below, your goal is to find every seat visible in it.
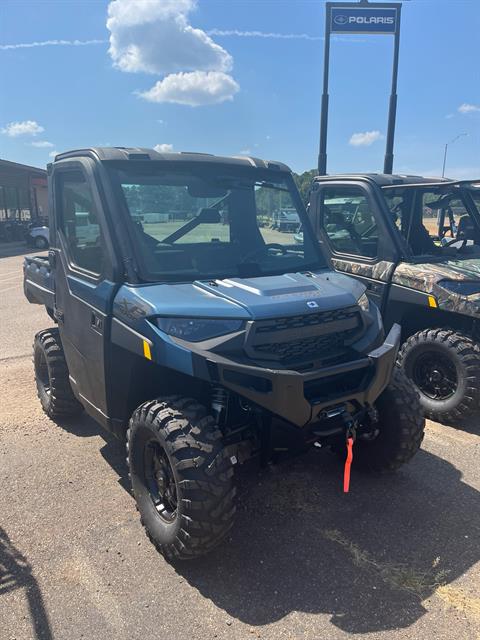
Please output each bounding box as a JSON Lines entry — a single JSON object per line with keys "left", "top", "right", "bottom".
{"left": 408, "top": 223, "right": 437, "bottom": 255}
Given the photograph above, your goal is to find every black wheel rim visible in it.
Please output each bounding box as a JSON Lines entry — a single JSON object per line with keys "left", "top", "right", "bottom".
{"left": 412, "top": 352, "right": 458, "bottom": 400}
{"left": 144, "top": 441, "right": 178, "bottom": 523}
{"left": 36, "top": 349, "right": 51, "bottom": 396}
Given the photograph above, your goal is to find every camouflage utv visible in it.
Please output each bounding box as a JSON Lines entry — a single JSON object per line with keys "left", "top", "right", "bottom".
{"left": 309, "top": 174, "right": 480, "bottom": 426}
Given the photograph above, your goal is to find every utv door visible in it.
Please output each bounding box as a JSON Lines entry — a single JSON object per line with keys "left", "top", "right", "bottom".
{"left": 310, "top": 181, "right": 398, "bottom": 312}
{"left": 50, "top": 161, "right": 118, "bottom": 423}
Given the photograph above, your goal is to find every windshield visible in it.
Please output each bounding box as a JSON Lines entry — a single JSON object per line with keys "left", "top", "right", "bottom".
{"left": 382, "top": 184, "right": 480, "bottom": 261}
{"left": 110, "top": 164, "right": 324, "bottom": 282}
{"left": 467, "top": 182, "right": 480, "bottom": 213}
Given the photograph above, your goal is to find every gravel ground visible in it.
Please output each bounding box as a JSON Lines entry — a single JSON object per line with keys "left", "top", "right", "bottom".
{"left": 1, "top": 248, "right": 479, "bottom": 640}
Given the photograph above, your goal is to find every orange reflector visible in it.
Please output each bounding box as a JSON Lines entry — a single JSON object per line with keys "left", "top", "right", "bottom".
{"left": 143, "top": 340, "right": 152, "bottom": 360}
{"left": 428, "top": 295, "right": 438, "bottom": 308}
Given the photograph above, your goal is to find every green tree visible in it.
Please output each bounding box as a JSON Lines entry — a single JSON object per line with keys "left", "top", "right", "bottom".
{"left": 293, "top": 169, "right": 317, "bottom": 205}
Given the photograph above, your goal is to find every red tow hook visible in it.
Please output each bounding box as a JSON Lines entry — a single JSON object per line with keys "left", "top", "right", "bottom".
{"left": 343, "top": 421, "right": 356, "bottom": 493}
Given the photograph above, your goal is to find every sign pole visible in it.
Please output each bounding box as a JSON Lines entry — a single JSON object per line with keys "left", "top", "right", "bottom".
{"left": 318, "top": 2, "right": 332, "bottom": 175}
{"left": 383, "top": 2, "right": 402, "bottom": 174}
{"left": 318, "top": 1, "right": 402, "bottom": 176}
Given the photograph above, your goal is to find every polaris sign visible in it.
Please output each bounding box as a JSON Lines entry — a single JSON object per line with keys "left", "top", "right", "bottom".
{"left": 331, "top": 6, "right": 398, "bottom": 34}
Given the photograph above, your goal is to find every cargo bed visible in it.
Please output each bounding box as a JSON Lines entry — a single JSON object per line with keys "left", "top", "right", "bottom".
{"left": 23, "top": 255, "right": 55, "bottom": 310}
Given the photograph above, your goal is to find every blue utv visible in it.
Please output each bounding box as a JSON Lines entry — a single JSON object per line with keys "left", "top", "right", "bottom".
{"left": 23, "top": 148, "right": 424, "bottom": 560}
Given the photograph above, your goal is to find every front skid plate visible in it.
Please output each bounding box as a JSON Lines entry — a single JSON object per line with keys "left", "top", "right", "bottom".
{"left": 193, "top": 324, "right": 401, "bottom": 427}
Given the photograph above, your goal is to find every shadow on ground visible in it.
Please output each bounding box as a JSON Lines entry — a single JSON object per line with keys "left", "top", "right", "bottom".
{"left": 0, "top": 243, "right": 41, "bottom": 260}
{"left": 0, "top": 527, "right": 53, "bottom": 640}
{"left": 55, "top": 412, "right": 480, "bottom": 635}
{"left": 173, "top": 449, "right": 479, "bottom": 634}
{"left": 58, "top": 412, "right": 131, "bottom": 493}
{"left": 448, "top": 415, "right": 480, "bottom": 435}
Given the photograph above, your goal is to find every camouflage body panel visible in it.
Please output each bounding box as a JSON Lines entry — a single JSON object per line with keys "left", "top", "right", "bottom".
{"left": 332, "top": 258, "right": 395, "bottom": 282}
{"left": 392, "top": 259, "right": 480, "bottom": 316}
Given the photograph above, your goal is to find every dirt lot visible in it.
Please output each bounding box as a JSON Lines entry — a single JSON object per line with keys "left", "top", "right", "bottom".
{"left": 1, "top": 247, "right": 479, "bottom": 640}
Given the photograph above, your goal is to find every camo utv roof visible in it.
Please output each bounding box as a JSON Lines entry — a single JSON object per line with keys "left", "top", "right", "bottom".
{"left": 313, "top": 173, "right": 451, "bottom": 186}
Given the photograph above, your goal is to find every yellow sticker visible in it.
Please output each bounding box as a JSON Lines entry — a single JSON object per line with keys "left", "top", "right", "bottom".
{"left": 428, "top": 295, "right": 438, "bottom": 308}
{"left": 143, "top": 340, "right": 152, "bottom": 360}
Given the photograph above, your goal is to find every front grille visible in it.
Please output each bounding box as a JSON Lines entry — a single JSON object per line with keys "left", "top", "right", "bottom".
{"left": 247, "top": 306, "right": 362, "bottom": 365}
{"left": 254, "top": 331, "right": 356, "bottom": 363}
{"left": 255, "top": 307, "right": 359, "bottom": 334}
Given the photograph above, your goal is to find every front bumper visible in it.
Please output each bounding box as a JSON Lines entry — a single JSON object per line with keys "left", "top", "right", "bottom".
{"left": 192, "top": 323, "right": 401, "bottom": 427}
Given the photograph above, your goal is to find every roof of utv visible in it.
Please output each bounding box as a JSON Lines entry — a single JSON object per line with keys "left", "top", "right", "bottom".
{"left": 313, "top": 173, "right": 477, "bottom": 187}
{"left": 313, "top": 173, "right": 454, "bottom": 187}
{"left": 52, "top": 147, "right": 291, "bottom": 173}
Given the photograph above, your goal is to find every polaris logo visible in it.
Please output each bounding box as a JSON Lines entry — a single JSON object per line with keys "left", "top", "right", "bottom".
{"left": 334, "top": 15, "right": 394, "bottom": 26}
{"left": 307, "top": 301, "right": 319, "bottom": 309}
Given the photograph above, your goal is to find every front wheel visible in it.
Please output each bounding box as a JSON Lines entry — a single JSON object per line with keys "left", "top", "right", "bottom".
{"left": 127, "top": 397, "right": 237, "bottom": 561}
{"left": 398, "top": 329, "right": 480, "bottom": 425}
{"left": 352, "top": 367, "right": 425, "bottom": 473}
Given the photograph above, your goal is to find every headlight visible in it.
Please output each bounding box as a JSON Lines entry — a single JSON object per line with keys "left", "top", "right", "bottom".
{"left": 439, "top": 280, "right": 480, "bottom": 296}
{"left": 357, "top": 292, "right": 370, "bottom": 312}
{"left": 156, "top": 317, "right": 244, "bottom": 342}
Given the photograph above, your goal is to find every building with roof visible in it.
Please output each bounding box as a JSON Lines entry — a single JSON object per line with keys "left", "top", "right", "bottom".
{"left": 0, "top": 158, "right": 48, "bottom": 222}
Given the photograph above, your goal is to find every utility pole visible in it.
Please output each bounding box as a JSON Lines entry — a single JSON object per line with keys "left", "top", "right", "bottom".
{"left": 442, "top": 133, "right": 468, "bottom": 178}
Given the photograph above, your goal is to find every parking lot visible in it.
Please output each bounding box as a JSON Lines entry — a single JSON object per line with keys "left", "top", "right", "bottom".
{"left": 1, "top": 246, "right": 479, "bottom": 640}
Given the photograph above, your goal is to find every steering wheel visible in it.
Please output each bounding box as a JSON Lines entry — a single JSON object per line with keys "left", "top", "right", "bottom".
{"left": 240, "top": 243, "right": 287, "bottom": 263}
{"left": 328, "top": 211, "right": 363, "bottom": 245}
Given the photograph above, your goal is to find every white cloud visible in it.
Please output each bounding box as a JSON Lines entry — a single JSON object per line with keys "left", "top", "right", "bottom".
{"left": 49, "top": 150, "right": 59, "bottom": 158}
{"left": 1, "top": 120, "right": 44, "bottom": 137}
{"left": 0, "top": 39, "right": 106, "bottom": 51}
{"left": 107, "top": 0, "right": 232, "bottom": 75}
{"left": 138, "top": 71, "right": 239, "bottom": 106}
{"left": 458, "top": 103, "right": 480, "bottom": 114}
{"left": 239, "top": 148, "right": 252, "bottom": 155}
{"left": 106, "top": 0, "right": 238, "bottom": 106}
{"left": 31, "top": 140, "right": 54, "bottom": 148}
{"left": 349, "top": 130, "right": 382, "bottom": 147}
{"left": 154, "top": 143, "right": 174, "bottom": 153}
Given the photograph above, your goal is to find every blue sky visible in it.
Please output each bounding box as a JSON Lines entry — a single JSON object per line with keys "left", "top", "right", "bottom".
{"left": 0, "top": 0, "right": 479, "bottom": 177}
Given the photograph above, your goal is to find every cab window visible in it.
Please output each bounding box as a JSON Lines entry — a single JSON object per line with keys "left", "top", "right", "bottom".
{"left": 321, "top": 186, "right": 378, "bottom": 258}
{"left": 385, "top": 186, "right": 480, "bottom": 257}
{"left": 57, "top": 171, "right": 103, "bottom": 275}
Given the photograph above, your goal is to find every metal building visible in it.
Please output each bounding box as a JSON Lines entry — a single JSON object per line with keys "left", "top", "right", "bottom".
{"left": 0, "top": 158, "right": 48, "bottom": 242}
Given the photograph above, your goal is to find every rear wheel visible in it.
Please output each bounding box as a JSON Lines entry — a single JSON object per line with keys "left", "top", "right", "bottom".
{"left": 33, "top": 328, "right": 83, "bottom": 419}
{"left": 127, "top": 397, "right": 236, "bottom": 561}
{"left": 398, "top": 329, "right": 480, "bottom": 424}
{"left": 33, "top": 235, "right": 48, "bottom": 250}
{"left": 351, "top": 367, "right": 425, "bottom": 473}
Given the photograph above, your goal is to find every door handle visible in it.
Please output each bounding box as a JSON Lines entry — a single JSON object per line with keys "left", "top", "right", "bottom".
{"left": 365, "top": 281, "right": 382, "bottom": 294}
{"left": 90, "top": 312, "right": 103, "bottom": 332}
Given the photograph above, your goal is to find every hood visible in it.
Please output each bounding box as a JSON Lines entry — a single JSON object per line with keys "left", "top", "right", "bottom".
{"left": 113, "top": 270, "right": 364, "bottom": 325}
{"left": 393, "top": 259, "right": 480, "bottom": 292}
{"left": 392, "top": 260, "right": 480, "bottom": 317}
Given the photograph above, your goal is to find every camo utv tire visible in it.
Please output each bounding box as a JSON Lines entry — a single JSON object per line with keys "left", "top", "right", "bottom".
{"left": 350, "top": 367, "right": 425, "bottom": 473}
{"left": 127, "top": 397, "right": 236, "bottom": 561}
{"left": 33, "top": 328, "right": 83, "bottom": 420}
{"left": 398, "top": 329, "right": 480, "bottom": 425}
